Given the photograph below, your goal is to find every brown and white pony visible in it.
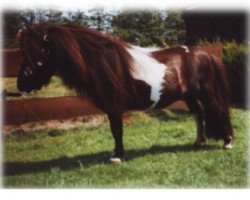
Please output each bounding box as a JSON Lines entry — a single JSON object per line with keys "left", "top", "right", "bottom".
{"left": 17, "top": 23, "right": 233, "bottom": 163}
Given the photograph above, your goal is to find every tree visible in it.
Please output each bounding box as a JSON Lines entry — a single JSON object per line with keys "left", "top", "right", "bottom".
{"left": 2, "top": 9, "right": 89, "bottom": 48}
{"left": 112, "top": 10, "right": 186, "bottom": 47}
{"left": 45, "top": 10, "right": 63, "bottom": 24}
{"left": 2, "top": 9, "right": 186, "bottom": 48}
{"left": 163, "top": 11, "right": 186, "bottom": 45}
{"left": 88, "top": 7, "right": 114, "bottom": 32}
{"left": 112, "top": 10, "right": 165, "bottom": 47}
{"left": 62, "top": 10, "right": 88, "bottom": 27}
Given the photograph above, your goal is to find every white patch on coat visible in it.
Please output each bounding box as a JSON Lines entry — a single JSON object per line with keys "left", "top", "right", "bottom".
{"left": 131, "top": 45, "right": 161, "bottom": 54}
{"left": 181, "top": 45, "right": 189, "bottom": 53}
{"left": 127, "top": 46, "right": 167, "bottom": 109}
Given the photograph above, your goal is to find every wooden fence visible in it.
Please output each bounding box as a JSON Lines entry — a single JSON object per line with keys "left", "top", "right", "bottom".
{"left": 2, "top": 46, "right": 221, "bottom": 125}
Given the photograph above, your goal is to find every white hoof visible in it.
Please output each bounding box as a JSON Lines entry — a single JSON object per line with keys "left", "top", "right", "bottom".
{"left": 109, "top": 157, "right": 122, "bottom": 164}
{"left": 224, "top": 143, "right": 233, "bottom": 149}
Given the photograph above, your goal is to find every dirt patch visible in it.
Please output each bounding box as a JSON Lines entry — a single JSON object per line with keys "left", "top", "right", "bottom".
{"left": 3, "top": 115, "right": 108, "bottom": 134}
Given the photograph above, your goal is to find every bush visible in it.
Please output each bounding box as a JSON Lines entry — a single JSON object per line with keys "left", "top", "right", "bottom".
{"left": 197, "top": 40, "right": 248, "bottom": 107}
{"left": 222, "top": 41, "right": 248, "bottom": 107}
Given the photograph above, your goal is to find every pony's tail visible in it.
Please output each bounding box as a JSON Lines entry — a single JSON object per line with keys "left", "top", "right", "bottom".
{"left": 203, "top": 55, "right": 233, "bottom": 144}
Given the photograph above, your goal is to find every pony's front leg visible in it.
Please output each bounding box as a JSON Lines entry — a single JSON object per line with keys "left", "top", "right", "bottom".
{"left": 107, "top": 113, "right": 124, "bottom": 163}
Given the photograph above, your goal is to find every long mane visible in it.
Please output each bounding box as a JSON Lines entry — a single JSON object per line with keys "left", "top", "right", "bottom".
{"left": 33, "top": 24, "right": 137, "bottom": 115}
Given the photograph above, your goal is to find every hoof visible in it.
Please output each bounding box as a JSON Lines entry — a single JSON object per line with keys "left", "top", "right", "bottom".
{"left": 224, "top": 136, "right": 233, "bottom": 149}
{"left": 224, "top": 143, "right": 233, "bottom": 149}
{"left": 109, "top": 157, "right": 123, "bottom": 164}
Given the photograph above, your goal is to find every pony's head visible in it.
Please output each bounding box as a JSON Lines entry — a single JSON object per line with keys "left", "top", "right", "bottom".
{"left": 17, "top": 22, "right": 89, "bottom": 93}
{"left": 17, "top": 23, "right": 56, "bottom": 93}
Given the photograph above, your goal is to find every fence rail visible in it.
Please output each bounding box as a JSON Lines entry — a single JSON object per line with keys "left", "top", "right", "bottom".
{"left": 3, "top": 96, "right": 103, "bottom": 125}
{"left": 3, "top": 97, "right": 187, "bottom": 125}
{"left": 2, "top": 48, "right": 21, "bottom": 77}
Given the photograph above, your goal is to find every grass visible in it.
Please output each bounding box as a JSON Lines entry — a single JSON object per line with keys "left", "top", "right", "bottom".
{"left": 3, "top": 108, "right": 249, "bottom": 188}
{"left": 2, "top": 76, "right": 76, "bottom": 100}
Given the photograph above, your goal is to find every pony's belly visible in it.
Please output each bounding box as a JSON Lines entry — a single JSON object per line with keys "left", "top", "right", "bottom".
{"left": 127, "top": 81, "right": 180, "bottom": 111}
{"left": 127, "top": 79, "right": 155, "bottom": 110}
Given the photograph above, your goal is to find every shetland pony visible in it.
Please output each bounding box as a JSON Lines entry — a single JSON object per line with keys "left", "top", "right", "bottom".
{"left": 17, "top": 23, "right": 233, "bottom": 163}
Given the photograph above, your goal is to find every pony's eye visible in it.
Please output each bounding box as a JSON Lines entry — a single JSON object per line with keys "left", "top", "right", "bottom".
{"left": 24, "top": 67, "right": 33, "bottom": 76}
{"left": 37, "top": 61, "right": 43, "bottom": 66}
{"left": 24, "top": 70, "right": 29, "bottom": 76}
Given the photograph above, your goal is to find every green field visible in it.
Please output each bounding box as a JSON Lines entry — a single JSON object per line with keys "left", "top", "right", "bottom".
{"left": 3, "top": 108, "right": 249, "bottom": 188}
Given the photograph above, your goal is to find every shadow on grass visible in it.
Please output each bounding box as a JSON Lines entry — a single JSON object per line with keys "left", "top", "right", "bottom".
{"left": 4, "top": 144, "right": 221, "bottom": 177}
{"left": 145, "top": 109, "right": 191, "bottom": 122}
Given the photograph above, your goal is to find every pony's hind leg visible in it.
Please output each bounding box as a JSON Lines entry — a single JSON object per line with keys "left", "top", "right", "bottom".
{"left": 185, "top": 99, "right": 206, "bottom": 146}
{"left": 202, "top": 96, "right": 233, "bottom": 149}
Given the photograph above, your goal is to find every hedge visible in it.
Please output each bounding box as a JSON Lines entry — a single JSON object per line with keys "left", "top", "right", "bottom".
{"left": 222, "top": 41, "right": 248, "bottom": 107}
{"left": 198, "top": 40, "right": 248, "bottom": 107}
